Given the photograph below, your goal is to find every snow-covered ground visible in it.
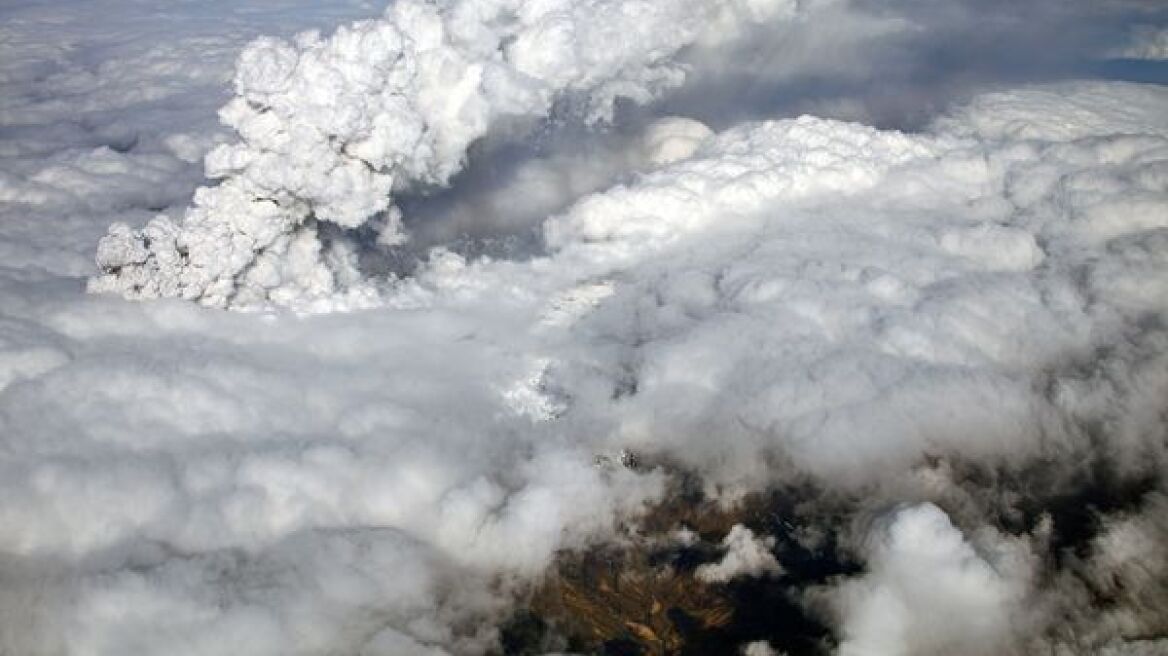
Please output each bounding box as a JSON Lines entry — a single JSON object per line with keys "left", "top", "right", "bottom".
{"left": 2, "top": 1, "right": 1167, "bottom": 654}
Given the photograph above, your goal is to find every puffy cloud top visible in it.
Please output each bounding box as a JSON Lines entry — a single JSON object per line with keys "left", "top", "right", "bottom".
{"left": 832, "top": 504, "right": 1032, "bottom": 656}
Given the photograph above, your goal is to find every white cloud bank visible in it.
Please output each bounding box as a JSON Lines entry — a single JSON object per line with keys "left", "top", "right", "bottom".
{"left": 2, "top": 0, "right": 1168, "bottom": 654}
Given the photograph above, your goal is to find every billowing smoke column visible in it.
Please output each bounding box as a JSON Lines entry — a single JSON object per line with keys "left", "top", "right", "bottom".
{"left": 88, "top": 0, "right": 797, "bottom": 308}
{"left": 3, "top": 0, "right": 1160, "bottom": 652}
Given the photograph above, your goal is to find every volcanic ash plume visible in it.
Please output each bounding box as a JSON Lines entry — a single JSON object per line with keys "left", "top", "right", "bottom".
{"left": 87, "top": 0, "right": 798, "bottom": 309}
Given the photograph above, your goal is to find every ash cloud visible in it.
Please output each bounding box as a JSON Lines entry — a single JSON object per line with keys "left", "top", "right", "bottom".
{"left": 87, "top": 0, "right": 800, "bottom": 309}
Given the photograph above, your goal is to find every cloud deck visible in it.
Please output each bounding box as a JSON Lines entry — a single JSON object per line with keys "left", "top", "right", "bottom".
{"left": 1, "top": 0, "right": 1167, "bottom": 654}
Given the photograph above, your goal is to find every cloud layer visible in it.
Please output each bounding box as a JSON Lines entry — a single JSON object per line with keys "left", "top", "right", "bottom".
{"left": 2, "top": 0, "right": 1168, "bottom": 654}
